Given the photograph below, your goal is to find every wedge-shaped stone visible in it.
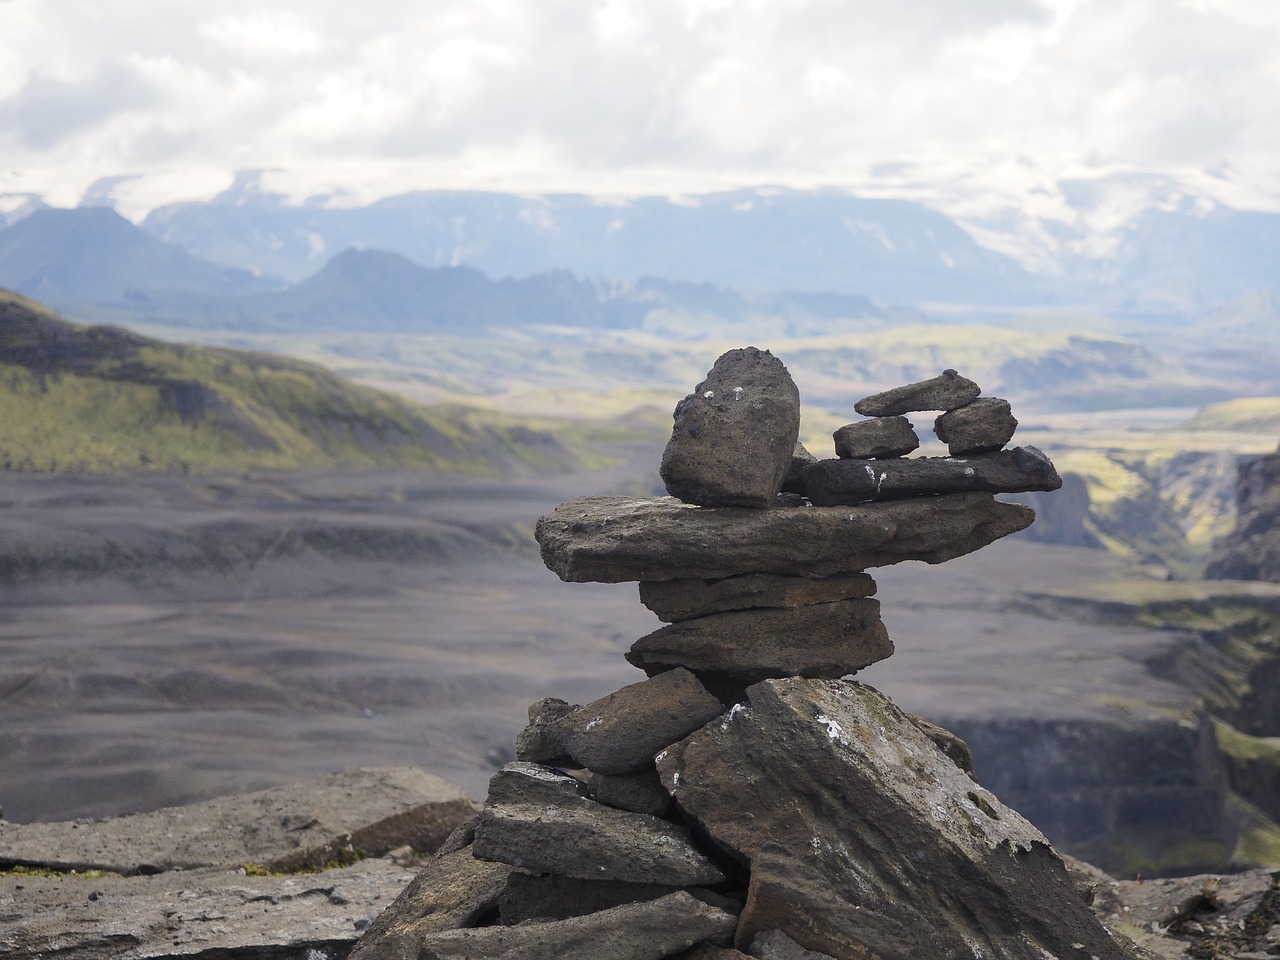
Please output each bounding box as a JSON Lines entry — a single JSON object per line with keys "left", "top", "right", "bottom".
{"left": 799, "top": 446, "right": 1061, "bottom": 507}
{"left": 627, "top": 599, "right": 892, "bottom": 684}
{"left": 473, "top": 801, "right": 727, "bottom": 886}
{"left": 934, "top": 396, "right": 1018, "bottom": 455}
{"left": 408, "top": 891, "right": 739, "bottom": 960}
{"left": 536, "top": 492, "right": 1034, "bottom": 583}
{"left": 584, "top": 768, "right": 672, "bottom": 816}
{"left": 485, "top": 762, "right": 589, "bottom": 807}
{"left": 639, "top": 571, "right": 876, "bottom": 623}
{"left": 661, "top": 347, "right": 801, "bottom": 508}
{"left": 498, "top": 872, "right": 685, "bottom": 925}
{"left": 655, "top": 679, "right": 1130, "bottom": 960}
{"left": 833, "top": 416, "right": 919, "bottom": 459}
{"left": 515, "top": 668, "right": 725, "bottom": 775}
{"left": 853, "top": 370, "right": 981, "bottom": 416}
{"left": 0, "top": 767, "right": 475, "bottom": 875}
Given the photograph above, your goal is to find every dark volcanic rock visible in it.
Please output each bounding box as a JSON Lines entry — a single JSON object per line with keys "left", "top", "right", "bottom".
{"left": 934, "top": 397, "right": 1018, "bottom": 455}
{"left": 485, "top": 762, "right": 589, "bottom": 807}
{"left": 473, "top": 801, "right": 727, "bottom": 886}
{"left": 583, "top": 768, "right": 672, "bottom": 816}
{"left": 660, "top": 347, "right": 801, "bottom": 508}
{"left": 536, "top": 493, "right": 1035, "bottom": 582}
{"left": 781, "top": 440, "right": 818, "bottom": 495}
{"left": 1206, "top": 443, "right": 1280, "bottom": 582}
{"left": 627, "top": 599, "right": 892, "bottom": 684}
{"left": 832, "top": 416, "right": 919, "bottom": 459}
{"left": 853, "top": 370, "right": 981, "bottom": 416}
{"left": 498, "top": 872, "right": 684, "bottom": 924}
{"left": 799, "top": 446, "right": 1061, "bottom": 506}
{"left": 405, "top": 891, "right": 739, "bottom": 960}
{"left": 655, "top": 679, "right": 1130, "bottom": 960}
{"left": 514, "top": 668, "right": 724, "bottom": 775}
{"left": 748, "top": 929, "right": 838, "bottom": 959}
{"left": 639, "top": 571, "right": 877, "bottom": 623}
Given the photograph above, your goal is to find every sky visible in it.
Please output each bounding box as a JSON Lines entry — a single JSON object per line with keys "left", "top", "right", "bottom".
{"left": 1, "top": 0, "right": 1278, "bottom": 220}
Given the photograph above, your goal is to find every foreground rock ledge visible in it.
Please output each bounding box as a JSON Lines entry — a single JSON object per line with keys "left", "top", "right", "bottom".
{"left": 536, "top": 493, "right": 1034, "bottom": 583}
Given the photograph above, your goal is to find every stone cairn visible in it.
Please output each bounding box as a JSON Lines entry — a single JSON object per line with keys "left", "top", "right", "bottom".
{"left": 353, "top": 348, "right": 1140, "bottom": 960}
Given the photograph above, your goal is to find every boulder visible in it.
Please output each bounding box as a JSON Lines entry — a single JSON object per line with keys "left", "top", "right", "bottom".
{"left": 798, "top": 446, "right": 1061, "bottom": 506}
{"left": 853, "top": 370, "right": 981, "bottom": 416}
{"left": 403, "top": 891, "right": 739, "bottom": 960}
{"left": 0, "top": 767, "right": 476, "bottom": 875}
{"left": 655, "top": 679, "right": 1131, "bottom": 960}
{"left": 640, "top": 572, "right": 877, "bottom": 623}
{"left": 472, "top": 801, "right": 727, "bottom": 886}
{"left": 536, "top": 493, "right": 1035, "bottom": 583}
{"left": 660, "top": 347, "right": 801, "bottom": 508}
{"left": 627, "top": 599, "right": 892, "bottom": 684}
{"left": 832, "top": 416, "right": 919, "bottom": 459}
{"left": 583, "top": 769, "right": 673, "bottom": 816}
{"left": 514, "top": 668, "right": 725, "bottom": 775}
{"left": 934, "top": 397, "right": 1018, "bottom": 455}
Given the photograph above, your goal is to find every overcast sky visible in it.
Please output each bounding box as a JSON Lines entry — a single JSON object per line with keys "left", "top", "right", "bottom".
{"left": 1, "top": 0, "right": 1278, "bottom": 218}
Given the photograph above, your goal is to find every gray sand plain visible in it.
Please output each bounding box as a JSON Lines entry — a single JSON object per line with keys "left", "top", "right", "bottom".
{"left": 0, "top": 467, "right": 1192, "bottom": 824}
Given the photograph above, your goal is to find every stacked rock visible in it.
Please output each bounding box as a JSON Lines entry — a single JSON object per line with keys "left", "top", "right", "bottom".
{"left": 352, "top": 348, "right": 1134, "bottom": 960}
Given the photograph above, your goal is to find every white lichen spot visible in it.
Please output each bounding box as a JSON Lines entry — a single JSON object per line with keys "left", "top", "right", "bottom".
{"left": 964, "top": 467, "right": 975, "bottom": 476}
{"left": 584, "top": 716, "right": 604, "bottom": 731}
{"left": 720, "top": 703, "right": 746, "bottom": 730}
{"left": 703, "top": 390, "right": 715, "bottom": 399}
{"left": 654, "top": 750, "right": 668, "bottom": 764}
{"left": 876, "top": 472, "right": 887, "bottom": 492}
{"left": 863, "top": 464, "right": 876, "bottom": 482}
{"left": 816, "top": 713, "right": 846, "bottom": 744}
{"left": 733, "top": 386, "right": 744, "bottom": 400}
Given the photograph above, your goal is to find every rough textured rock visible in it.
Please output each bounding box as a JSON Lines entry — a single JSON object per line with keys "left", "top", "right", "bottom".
{"left": 406, "top": 891, "right": 739, "bottom": 960}
{"left": 934, "top": 397, "right": 1018, "bottom": 454}
{"left": 583, "top": 769, "right": 672, "bottom": 816}
{"left": 853, "top": 370, "right": 981, "bottom": 416}
{"left": 497, "top": 872, "right": 685, "bottom": 924}
{"left": 2, "top": 858, "right": 416, "bottom": 960}
{"left": 0, "top": 767, "right": 475, "bottom": 875}
{"left": 748, "top": 929, "right": 838, "bottom": 959}
{"left": 484, "top": 762, "right": 589, "bottom": 807}
{"left": 348, "top": 846, "right": 517, "bottom": 960}
{"left": 655, "top": 678, "right": 1130, "bottom": 960}
{"left": 536, "top": 493, "right": 1035, "bottom": 582}
{"left": 799, "top": 446, "right": 1061, "bottom": 506}
{"left": 640, "top": 572, "right": 877, "bottom": 623}
{"left": 1206, "top": 443, "right": 1280, "bottom": 582}
{"left": 627, "top": 599, "right": 892, "bottom": 683}
{"left": 832, "top": 416, "right": 919, "bottom": 459}
{"left": 781, "top": 441, "right": 818, "bottom": 495}
{"left": 472, "top": 802, "right": 727, "bottom": 886}
{"left": 906, "top": 713, "right": 976, "bottom": 780}
{"left": 675, "top": 946, "right": 753, "bottom": 960}
{"left": 514, "top": 668, "right": 725, "bottom": 775}
{"left": 660, "top": 347, "right": 801, "bottom": 508}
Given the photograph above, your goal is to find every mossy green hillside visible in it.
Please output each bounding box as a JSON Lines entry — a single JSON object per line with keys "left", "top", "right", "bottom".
{"left": 0, "top": 290, "right": 579, "bottom": 475}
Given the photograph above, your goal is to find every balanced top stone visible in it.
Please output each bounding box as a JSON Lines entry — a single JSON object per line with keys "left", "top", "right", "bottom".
{"left": 854, "top": 370, "right": 981, "bottom": 417}
{"left": 660, "top": 347, "right": 801, "bottom": 508}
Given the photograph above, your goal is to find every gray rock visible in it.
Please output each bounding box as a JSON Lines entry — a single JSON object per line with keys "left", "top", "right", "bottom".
{"left": 639, "top": 572, "right": 877, "bottom": 623}
{"left": 498, "top": 872, "right": 684, "bottom": 924}
{"left": 799, "top": 446, "right": 1061, "bottom": 506}
{"left": 485, "top": 762, "right": 589, "bottom": 807}
{"left": 853, "top": 370, "right": 982, "bottom": 416}
{"left": 349, "top": 846, "right": 518, "bottom": 960}
{"left": 832, "top": 416, "right": 919, "bottom": 459}
{"left": 655, "top": 679, "right": 1131, "bottom": 960}
{"left": 536, "top": 493, "right": 1035, "bottom": 583}
{"left": 409, "top": 891, "right": 739, "bottom": 960}
{"left": 2, "top": 858, "right": 416, "bottom": 960}
{"left": 673, "top": 947, "right": 753, "bottom": 960}
{"left": 660, "top": 347, "right": 802, "bottom": 508}
{"left": 0, "top": 767, "right": 476, "bottom": 875}
{"left": 627, "top": 599, "right": 892, "bottom": 684}
{"left": 905, "top": 714, "right": 976, "bottom": 780}
{"left": 514, "top": 668, "right": 725, "bottom": 775}
{"left": 780, "top": 441, "right": 818, "bottom": 495}
{"left": 748, "top": 929, "right": 837, "bottom": 959}
{"left": 583, "top": 769, "right": 672, "bottom": 816}
{"left": 473, "top": 801, "right": 727, "bottom": 886}
{"left": 934, "top": 397, "right": 1019, "bottom": 454}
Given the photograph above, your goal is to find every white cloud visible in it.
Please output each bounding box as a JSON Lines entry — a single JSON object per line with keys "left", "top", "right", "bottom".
{"left": 0, "top": 0, "right": 1275, "bottom": 216}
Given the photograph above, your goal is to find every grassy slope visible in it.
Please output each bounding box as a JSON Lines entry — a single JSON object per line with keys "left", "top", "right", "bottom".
{"left": 0, "top": 290, "right": 579, "bottom": 475}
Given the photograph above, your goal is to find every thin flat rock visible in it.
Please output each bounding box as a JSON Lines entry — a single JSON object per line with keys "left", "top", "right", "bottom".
{"left": 798, "top": 446, "right": 1061, "bottom": 506}
{"left": 536, "top": 493, "right": 1034, "bottom": 583}
{"left": 627, "top": 599, "right": 892, "bottom": 684}
{"left": 853, "top": 371, "right": 981, "bottom": 416}
{"left": 484, "top": 762, "right": 590, "bottom": 808}
{"left": 498, "top": 872, "right": 685, "bottom": 925}
{"left": 639, "top": 571, "right": 877, "bottom": 623}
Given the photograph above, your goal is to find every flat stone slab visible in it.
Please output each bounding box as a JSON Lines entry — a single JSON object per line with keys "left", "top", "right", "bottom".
{"left": 660, "top": 347, "right": 801, "bottom": 509}
{"left": 0, "top": 858, "right": 416, "bottom": 960}
{"left": 514, "top": 668, "right": 725, "bottom": 775}
{"left": 833, "top": 416, "right": 919, "bottom": 459}
{"left": 853, "top": 371, "right": 981, "bottom": 416}
{"left": 403, "top": 890, "right": 739, "bottom": 960}
{"left": 627, "top": 599, "right": 892, "bottom": 684}
{"left": 0, "top": 767, "right": 476, "bottom": 875}
{"left": 473, "top": 802, "right": 727, "bottom": 886}
{"left": 639, "top": 572, "right": 877, "bottom": 623}
{"left": 934, "top": 397, "right": 1018, "bottom": 455}
{"left": 536, "top": 493, "right": 1035, "bottom": 583}
{"left": 798, "top": 446, "right": 1061, "bottom": 506}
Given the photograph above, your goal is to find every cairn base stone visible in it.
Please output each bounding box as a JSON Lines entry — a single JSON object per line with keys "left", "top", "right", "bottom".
{"left": 660, "top": 347, "right": 801, "bottom": 508}
{"left": 656, "top": 679, "right": 1131, "bottom": 960}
